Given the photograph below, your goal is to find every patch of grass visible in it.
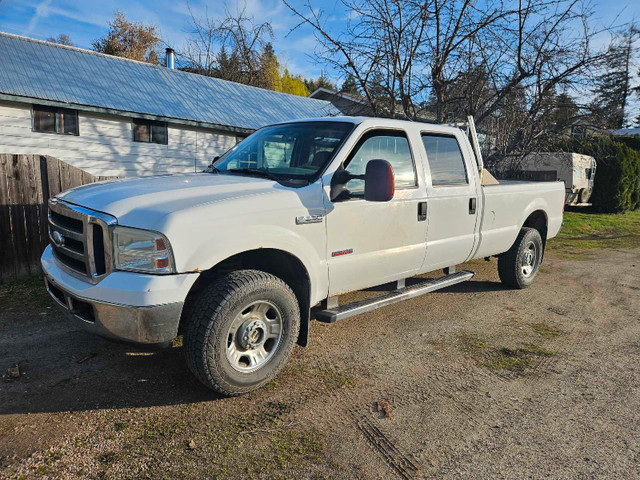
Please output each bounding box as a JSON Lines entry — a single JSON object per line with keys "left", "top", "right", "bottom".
{"left": 518, "top": 343, "right": 554, "bottom": 356}
{"left": 483, "top": 349, "right": 534, "bottom": 372}
{"left": 113, "top": 421, "right": 129, "bottom": 432}
{"left": 316, "top": 365, "right": 355, "bottom": 389}
{"left": 458, "top": 334, "right": 554, "bottom": 373}
{"left": 531, "top": 322, "right": 563, "bottom": 338}
{"left": 0, "top": 275, "right": 52, "bottom": 311}
{"left": 268, "top": 428, "right": 325, "bottom": 470}
{"left": 483, "top": 344, "right": 554, "bottom": 372}
{"left": 458, "top": 333, "right": 487, "bottom": 354}
{"left": 549, "top": 209, "right": 640, "bottom": 256}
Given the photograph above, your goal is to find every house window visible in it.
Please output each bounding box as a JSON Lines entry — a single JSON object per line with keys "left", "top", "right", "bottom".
{"left": 133, "top": 119, "right": 168, "bottom": 144}
{"left": 33, "top": 106, "right": 78, "bottom": 135}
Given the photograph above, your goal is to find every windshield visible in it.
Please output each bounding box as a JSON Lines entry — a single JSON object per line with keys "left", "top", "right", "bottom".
{"left": 210, "top": 121, "right": 354, "bottom": 184}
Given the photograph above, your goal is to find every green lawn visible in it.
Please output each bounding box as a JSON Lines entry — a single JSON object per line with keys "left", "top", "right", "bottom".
{"left": 549, "top": 209, "right": 640, "bottom": 255}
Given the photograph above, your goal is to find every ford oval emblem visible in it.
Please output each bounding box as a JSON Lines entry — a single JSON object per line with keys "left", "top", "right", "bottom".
{"left": 52, "top": 230, "right": 65, "bottom": 247}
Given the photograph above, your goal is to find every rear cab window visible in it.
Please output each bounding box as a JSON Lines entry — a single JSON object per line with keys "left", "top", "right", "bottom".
{"left": 421, "top": 134, "right": 468, "bottom": 186}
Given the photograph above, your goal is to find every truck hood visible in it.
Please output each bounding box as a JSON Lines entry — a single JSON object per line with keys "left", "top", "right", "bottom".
{"left": 57, "top": 173, "right": 281, "bottom": 227}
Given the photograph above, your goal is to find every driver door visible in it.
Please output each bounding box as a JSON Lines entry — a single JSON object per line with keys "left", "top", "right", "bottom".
{"left": 324, "top": 129, "right": 428, "bottom": 295}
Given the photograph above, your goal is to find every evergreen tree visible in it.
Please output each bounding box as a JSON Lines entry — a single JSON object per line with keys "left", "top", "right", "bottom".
{"left": 591, "top": 25, "right": 639, "bottom": 129}
{"left": 549, "top": 92, "right": 579, "bottom": 133}
{"left": 304, "top": 72, "right": 337, "bottom": 93}
{"left": 341, "top": 74, "right": 360, "bottom": 96}
{"left": 258, "top": 43, "right": 280, "bottom": 90}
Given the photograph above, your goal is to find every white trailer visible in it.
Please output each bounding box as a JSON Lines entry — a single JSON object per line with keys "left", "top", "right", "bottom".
{"left": 520, "top": 152, "right": 597, "bottom": 205}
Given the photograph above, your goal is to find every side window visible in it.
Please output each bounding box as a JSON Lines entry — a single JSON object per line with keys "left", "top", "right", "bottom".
{"left": 422, "top": 134, "right": 468, "bottom": 186}
{"left": 345, "top": 131, "right": 416, "bottom": 194}
{"left": 133, "top": 119, "right": 168, "bottom": 145}
{"left": 33, "top": 106, "right": 78, "bottom": 135}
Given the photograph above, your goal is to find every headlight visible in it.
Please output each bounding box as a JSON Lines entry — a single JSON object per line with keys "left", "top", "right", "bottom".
{"left": 113, "top": 226, "right": 175, "bottom": 274}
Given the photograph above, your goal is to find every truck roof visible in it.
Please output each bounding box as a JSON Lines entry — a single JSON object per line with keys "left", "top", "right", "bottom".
{"left": 275, "top": 116, "right": 463, "bottom": 136}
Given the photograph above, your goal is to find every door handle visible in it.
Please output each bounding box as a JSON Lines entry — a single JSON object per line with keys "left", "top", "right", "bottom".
{"left": 418, "top": 201, "right": 427, "bottom": 221}
{"left": 469, "top": 198, "right": 477, "bottom": 215}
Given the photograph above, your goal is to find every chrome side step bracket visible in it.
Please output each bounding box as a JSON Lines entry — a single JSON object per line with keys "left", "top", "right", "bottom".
{"left": 315, "top": 270, "right": 475, "bottom": 324}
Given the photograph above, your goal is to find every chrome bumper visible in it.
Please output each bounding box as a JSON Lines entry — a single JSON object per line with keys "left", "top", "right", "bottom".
{"left": 44, "top": 272, "right": 183, "bottom": 346}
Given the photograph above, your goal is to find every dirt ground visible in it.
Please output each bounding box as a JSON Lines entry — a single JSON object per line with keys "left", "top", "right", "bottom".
{"left": 1, "top": 248, "right": 639, "bottom": 479}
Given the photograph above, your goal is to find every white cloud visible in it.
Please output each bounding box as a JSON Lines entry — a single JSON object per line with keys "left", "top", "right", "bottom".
{"left": 25, "top": 0, "right": 52, "bottom": 33}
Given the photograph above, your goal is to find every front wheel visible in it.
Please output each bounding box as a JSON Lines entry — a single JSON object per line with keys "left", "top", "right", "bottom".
{"left": 184, "top": 270, "right": 300, "bottom": 396}
{"left": 498, "top": 227, "right": 543, "bottom": 289}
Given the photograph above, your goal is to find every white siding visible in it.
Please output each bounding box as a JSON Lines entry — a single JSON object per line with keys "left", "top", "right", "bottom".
{"left": 0, "top": 101, "right": 238, "bottom": 177}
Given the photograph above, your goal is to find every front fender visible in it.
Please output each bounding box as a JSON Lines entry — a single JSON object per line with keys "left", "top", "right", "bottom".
{"left": 157, "top": 188, "right": 329, "bottom": 305}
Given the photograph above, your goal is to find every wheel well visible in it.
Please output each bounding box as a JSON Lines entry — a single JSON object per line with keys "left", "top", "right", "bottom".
{"left": 179, "top": 249, "right": 312, "bottom": 347}
{"left": 522, "top": 210, "right": 548, "bottom": 252}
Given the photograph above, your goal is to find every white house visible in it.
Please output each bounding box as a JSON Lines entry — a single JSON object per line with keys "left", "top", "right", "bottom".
{"left": 0, "top": 32, "right": 337, "bottom": 178}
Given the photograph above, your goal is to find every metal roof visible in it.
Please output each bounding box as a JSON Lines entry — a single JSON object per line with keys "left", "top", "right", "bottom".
{"left": 0, "top": 32, "right": 338, "bottom": 133}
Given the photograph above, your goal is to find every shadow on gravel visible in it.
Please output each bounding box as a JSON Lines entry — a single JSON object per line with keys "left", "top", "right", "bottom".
{"left": 1, "top": 274, "right": 504, "bottom": 416}
{"left": 0, "top": 327, "right": 223, "bottom": 415}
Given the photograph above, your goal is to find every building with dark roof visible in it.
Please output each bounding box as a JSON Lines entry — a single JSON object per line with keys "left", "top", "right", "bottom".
{"left": 0, "top": 32, "right": 337, "bottom": 177}
{"left": 308, "top": 87, "right": 373, "bottom": 116}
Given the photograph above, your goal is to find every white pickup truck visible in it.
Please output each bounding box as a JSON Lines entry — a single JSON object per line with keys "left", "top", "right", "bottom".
{"left": 42, "top": 117, "right": 564, "bottom": 395}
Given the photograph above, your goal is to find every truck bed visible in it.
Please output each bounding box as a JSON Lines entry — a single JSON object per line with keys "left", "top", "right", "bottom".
{"left": 472, "top": 180, "right": 565, "bottom": 259}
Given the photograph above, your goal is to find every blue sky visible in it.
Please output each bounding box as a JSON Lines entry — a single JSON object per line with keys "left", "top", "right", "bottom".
{"left": 0, "top": 0, "right": 638, "bottom": 82}
{"left": 0, "top": 0, "right": 352, "bottom": 79}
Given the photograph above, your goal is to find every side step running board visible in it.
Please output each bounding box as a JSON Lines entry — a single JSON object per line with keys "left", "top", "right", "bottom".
{"left": 315, "top": 270, "right": 475, "bottom": 324}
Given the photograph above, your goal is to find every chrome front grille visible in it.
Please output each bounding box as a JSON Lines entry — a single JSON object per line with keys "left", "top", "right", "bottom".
{"left": 48, "top": 199, "right": 117, "bottom": 283}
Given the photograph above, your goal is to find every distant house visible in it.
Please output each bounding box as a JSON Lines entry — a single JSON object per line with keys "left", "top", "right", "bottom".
{"left": 0, "top": 32, "right": 338, "bottom": 178}
{"left": 308, "top": 88, "right": 373, "bottom": 116}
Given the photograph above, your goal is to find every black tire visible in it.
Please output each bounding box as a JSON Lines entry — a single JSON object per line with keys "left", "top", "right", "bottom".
{"left": 498, "top": 227, "right": 543, "bottom": 289}
{"left": 184, "top": 270, "right": 300, "bottom": 396}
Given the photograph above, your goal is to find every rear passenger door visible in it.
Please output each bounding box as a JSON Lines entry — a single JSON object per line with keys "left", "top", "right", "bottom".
{"left": 421, "top": 132, "right": 480, "bottom": 271}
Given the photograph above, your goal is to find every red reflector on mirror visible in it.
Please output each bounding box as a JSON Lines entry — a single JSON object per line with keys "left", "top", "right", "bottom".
{"left": 156, "top": 257, "right": 169, "bottom": 268}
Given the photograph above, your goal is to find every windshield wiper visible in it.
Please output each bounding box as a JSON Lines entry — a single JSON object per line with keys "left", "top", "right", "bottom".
{"left": 227, "top": 168, "right": 281, "bottom": 182}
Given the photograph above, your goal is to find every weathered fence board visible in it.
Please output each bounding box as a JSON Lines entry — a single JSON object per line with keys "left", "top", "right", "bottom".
{"left": 0, "top": 154, "right": 117, "bottom": 283}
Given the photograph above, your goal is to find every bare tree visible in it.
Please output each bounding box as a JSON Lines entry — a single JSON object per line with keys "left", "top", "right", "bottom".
{"left": 182, "top": 3, "right": 273, "bottom": 87}
{"left": 47, "top": 34, "right": 74, "bottom": 46}
{"left": 285, "top": 0, "right": 608, "bottom": 160}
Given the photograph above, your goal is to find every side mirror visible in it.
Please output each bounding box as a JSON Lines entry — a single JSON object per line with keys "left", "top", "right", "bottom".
{"left": 364, "top": 159, "right": 394, "bottom": 202}
{"left": 212, "top": 156, "right": 220, "bottom": 163}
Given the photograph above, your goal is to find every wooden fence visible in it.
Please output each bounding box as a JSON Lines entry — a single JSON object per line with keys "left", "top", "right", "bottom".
{"left": 0, "top": 154, "right": 116, "bottom": 283}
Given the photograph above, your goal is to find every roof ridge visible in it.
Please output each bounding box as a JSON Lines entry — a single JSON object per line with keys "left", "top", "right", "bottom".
{"left": 0, "top": 30, "right": 165, "bottom": 69}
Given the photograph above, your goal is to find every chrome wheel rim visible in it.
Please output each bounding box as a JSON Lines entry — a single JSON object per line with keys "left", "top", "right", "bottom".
{"left": 226, "top": 300, "right": 283, "bottom": 372}
{"left": 521, "top": 241, "right": 538, "bottom": 278}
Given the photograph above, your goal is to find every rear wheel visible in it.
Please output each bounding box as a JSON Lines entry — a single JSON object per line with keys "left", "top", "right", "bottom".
{"left": 579, "top": 188, "right": 590, "bottom": 204}
{"left": 184, "top": 270, "right": 300, "bottom": 396}
{"left": 498, "top": 227, "right": 543, "bottom": 289}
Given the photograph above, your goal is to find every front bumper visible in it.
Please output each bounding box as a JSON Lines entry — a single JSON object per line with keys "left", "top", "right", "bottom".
{"left": 41, "top": 246, "right": 199, "bottom": 345}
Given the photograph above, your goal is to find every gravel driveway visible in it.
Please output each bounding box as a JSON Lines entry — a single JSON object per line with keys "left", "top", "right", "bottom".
{"left": 1, "top": 248, "right": 639, "bottom": 479}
